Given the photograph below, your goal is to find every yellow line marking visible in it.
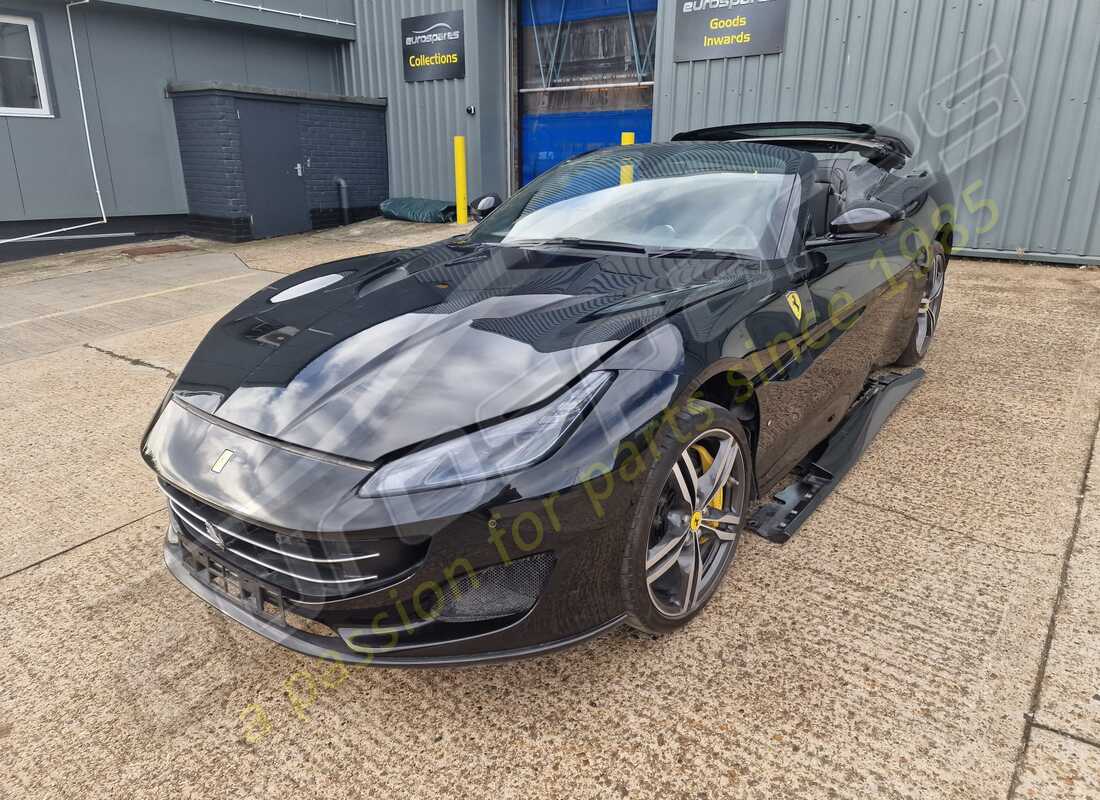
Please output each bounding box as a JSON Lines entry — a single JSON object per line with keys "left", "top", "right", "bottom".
{"left": 0, "top": 273, "right": 259, "bottom": 330}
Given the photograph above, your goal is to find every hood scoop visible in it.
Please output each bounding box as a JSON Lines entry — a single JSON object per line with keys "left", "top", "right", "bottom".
{"left": 356, "top": 265, "right": 410, "bottom": 298}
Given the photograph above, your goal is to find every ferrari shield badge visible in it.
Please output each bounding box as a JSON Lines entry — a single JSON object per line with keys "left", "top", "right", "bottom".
{"left": 785, "top": 291, "right": 803, "bottom": 321}
{"left": 203, "top": 521, "right": 225, "bottom": 548}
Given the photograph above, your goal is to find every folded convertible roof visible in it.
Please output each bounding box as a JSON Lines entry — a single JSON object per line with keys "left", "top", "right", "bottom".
{"left": 671, "top": 120, "right": 913, "bottom": 157}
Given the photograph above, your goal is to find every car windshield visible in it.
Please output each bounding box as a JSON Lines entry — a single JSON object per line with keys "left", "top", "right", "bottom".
{"left": 469, "top": 142, "right": 803, "bottom": 259}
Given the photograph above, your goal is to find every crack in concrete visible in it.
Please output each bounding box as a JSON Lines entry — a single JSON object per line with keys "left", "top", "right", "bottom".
{"left": 832, "top": 491, "right": 1061, "bottom": 557}
{"left": 1006, "top": 400, "right": 1100, "bottom": 799}
{"left": 231, "top": 252, "right": 283, "bottom": 275}
{"left": 1028, "top": 721, "right": 1100, "bottom": 753}
{"left": 0, "top": 507, "right": 166, "bottom": 583}
{"left": 83, "top": 344, "right": 177, "bottom": 379}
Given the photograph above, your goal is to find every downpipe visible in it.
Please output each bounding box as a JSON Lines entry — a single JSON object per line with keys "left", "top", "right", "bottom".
{"left": 335, "top": 177, "right": 350, "bottom": 226}
{"left": 0, "top": 0, "right": 108, "bottom": 246}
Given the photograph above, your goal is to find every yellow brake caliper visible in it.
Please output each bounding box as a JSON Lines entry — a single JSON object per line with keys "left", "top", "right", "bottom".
{"left": 691, "top": 445, "right": 724, "bottom": 512}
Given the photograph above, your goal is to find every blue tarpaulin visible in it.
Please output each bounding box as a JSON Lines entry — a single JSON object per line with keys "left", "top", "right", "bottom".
{"left": 520, "top": 0, "right": 658, "bottom": 27}
{"left": 521, "top": 108, "right": 653, "bottom": 184}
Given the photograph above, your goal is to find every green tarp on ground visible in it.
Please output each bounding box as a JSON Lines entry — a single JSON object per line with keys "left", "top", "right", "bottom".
{"left": 380, "top": 197, "right": 457, "bottom": 224}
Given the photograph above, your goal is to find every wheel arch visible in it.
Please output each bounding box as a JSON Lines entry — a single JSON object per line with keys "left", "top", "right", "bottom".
{"left": 688, "top": 368, "right": 761, "bottom": 494}
{"left": 935, "top": 223, "right": 954, "bottom": 260}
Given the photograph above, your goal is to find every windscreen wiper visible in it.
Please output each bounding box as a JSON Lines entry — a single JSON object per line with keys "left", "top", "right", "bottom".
{"left": 503, "top": 237, "right": 649, "bottom": 255}
{"left": 648, "top": 246, "right": 751, "bottom": 260}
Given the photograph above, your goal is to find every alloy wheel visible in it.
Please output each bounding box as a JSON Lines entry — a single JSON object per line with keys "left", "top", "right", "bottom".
{"left": 645, "top": 428, "right": 747, "bottom": 619}
{"left": 915, "top": 250, "right": 947, "bottom": 354}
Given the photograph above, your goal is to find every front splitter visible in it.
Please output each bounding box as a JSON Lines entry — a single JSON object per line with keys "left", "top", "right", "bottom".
{"left": 164, "top": 541, "right": 625, "bottom": 667}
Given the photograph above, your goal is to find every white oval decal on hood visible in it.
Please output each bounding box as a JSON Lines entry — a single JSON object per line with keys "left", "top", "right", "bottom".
{"left": 270, "top": 273, "right": 346, "bottom": 303}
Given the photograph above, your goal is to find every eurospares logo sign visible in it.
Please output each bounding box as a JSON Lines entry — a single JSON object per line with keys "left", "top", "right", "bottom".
{"left": 673, "top": 0, "right": 790, "bottom": 62}
{"left": 402, "top": 11, "right": 465, "bottom": 82}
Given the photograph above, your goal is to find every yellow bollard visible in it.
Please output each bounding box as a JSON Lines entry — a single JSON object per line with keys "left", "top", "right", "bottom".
{"left": 454, "top": 135, "right": 468, "bottom": 225}
{"left": 619, "top": 132, "right": 635, "bottom": 185}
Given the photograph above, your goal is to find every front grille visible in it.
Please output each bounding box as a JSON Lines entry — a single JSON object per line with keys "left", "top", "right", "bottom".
{"left": 161, "top": 481, "right": 427, "bottom": 600}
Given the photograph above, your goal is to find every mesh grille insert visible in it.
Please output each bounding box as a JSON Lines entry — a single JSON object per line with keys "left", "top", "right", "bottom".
{"left": 438, "top": 553, "right": 555, "bottom": 622}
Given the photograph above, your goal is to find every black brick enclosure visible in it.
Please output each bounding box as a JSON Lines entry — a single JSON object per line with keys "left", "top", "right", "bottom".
{"left": 169, "top": 83, "right": 388, "bottom": 241}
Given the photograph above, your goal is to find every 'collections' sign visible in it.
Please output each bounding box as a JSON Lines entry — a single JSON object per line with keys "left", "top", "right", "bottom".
{"left": 673, "top": 0, "right": 790, "bottom": 62}
{"left": 402, "top": 11, "right": 465, "bottom": 82}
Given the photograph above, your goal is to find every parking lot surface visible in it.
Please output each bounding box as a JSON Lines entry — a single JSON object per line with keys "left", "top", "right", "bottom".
{"left": 2, "top": 224, "right": 1098, "bottom": 799}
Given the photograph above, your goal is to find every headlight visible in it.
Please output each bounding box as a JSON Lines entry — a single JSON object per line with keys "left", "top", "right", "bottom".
{"left": 360, "top": 371, "right": 613, "bottom": 497}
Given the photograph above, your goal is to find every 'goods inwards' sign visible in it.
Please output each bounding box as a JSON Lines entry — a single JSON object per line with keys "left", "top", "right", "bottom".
{"left": 673, "top": 0, "right": 790, "bottom": 62}
{"left": 402, "top": 11, "right": 465, "bottom": 82}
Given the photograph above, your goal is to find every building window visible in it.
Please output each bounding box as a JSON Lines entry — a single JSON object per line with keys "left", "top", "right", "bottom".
{"left": 0, "top": 14, "right": 51, "bottom": 117}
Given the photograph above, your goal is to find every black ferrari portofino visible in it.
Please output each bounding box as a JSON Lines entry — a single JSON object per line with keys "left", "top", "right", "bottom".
{"left": 143, "top": 121, "right": 953, "bottom": 664}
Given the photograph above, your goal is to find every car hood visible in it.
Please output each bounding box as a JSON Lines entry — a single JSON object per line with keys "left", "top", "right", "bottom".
{"left": 172, "top": 240, "right": 755, "bottom": 463}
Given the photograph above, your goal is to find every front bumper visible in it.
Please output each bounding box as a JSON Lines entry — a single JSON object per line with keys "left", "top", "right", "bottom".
{"left": 146, "top": 367, "right": 681, "bottom": 664}
{"left": 159, "top": 462, "right": 635, "bottom": 663}
{"left": 164, "top": 536, "right": 625, "bottom": 666}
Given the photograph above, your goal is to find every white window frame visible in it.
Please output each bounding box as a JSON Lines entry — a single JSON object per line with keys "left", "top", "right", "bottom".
{"left": 0, "top": 13, "right": 53, "bottom": 118}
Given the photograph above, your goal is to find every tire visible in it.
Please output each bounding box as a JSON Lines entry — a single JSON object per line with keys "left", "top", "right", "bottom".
{"left": 894, "top": 242, "right": 947, "bottom": 367}
{"left": 621, "top": 399, "right": 752, "bottom": 635}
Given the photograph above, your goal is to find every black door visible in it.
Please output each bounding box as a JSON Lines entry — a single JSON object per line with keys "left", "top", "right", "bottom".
{"left": 238, "top": 99, "right": 311, "bottom": 239}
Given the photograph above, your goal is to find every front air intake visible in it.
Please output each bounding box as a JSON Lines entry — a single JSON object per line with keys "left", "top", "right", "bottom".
{"left": 437, "top": 553, "right": 555, "bottom": 622}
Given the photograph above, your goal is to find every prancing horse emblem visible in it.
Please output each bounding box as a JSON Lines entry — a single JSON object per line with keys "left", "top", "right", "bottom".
{"left": 211, "top": 449, "right": 234, "bottom": 474}
{"left": 785, "top": 290, "right": 803, "bottom": 321}
{"left": 203, "top": 521, "right": 225, "bottom": 548}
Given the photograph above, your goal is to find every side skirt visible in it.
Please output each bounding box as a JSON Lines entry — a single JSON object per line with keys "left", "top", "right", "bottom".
{"left": 747, "top": 369, "right": 925, "bottom": 544}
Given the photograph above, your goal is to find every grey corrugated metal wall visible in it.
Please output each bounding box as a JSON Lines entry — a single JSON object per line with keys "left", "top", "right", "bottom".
{"left": 652, "top": 0, "right": 1100, "bottom": 263}
{"left": 0, "top": 0, "right": 344, "bottom": 223}
{"left": 345, "top": 0, "right": 508, "bottom": 201}
{"left": 351, "top": 0, "right": 1098, "bottom": 262}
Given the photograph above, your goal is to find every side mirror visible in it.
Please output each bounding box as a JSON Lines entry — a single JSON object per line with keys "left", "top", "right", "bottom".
{"left": 470, "top": 193, "right": 503, "bottom": 221}
{"left": 829, "top": 206, "right": 895, "bottom": 236}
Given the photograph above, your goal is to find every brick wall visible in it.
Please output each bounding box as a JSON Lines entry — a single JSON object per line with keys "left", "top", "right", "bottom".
{"left": 299, "top": 103, "right": 388, "bottom": 229}
{"left": 170, "top": 87, "right": 388, "bottom": 241}
{"left": 172, "top": 94, "right": 250, "bottom": 240}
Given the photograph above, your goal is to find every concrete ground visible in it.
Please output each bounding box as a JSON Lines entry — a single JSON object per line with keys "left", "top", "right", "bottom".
{"left": 1, "top": 221, "right": 1098, "bottom": 799}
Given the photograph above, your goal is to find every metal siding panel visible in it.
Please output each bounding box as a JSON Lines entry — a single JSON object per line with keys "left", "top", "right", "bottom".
{"left": 168, "top": 20, "right": 251, "bottom": 84}
{"left": 94, "top": 0, "right": 355, "bottom": 40}
{"left": 994, "top": 0, "right": 1053, "bottom": 255}
{"left": 243, "top": 34, "right": 322, "bottom": 93}
{"left": 0, "top": 0, "right": 350, "bottom": 223}
{"left": 263, "top": 0, "right": 327, "bottom": 13}
{"left": 1028, "top": 0, "right": 1096, "bottom": 256}
{"left": 6, "top": 3, "right": 103, "bottom": 220}
{"left": 472, "top": 0, "right": 508, "bottom": 196}
{"left": 349, "top": 0, "right": 493, "bottom": 201}
{"left": 84, "top": 9, "right": 183, "bottom": 215}
{"left": 952, "top": 0, "right": 1024, "bottom": 253}
{"left": 1064, "top": 4, "right": 1100, "bottom": 256}
{"left": 327, "top": 0, "right": 356, "bottom": 22}
{"left": 305, "top": 40, "right": 340, "bottom": 93}
{"left": 652, "top": 0, "right": 1100, "bottom": 261}
{"left": 0, "top": 119, "right": 25, "bottom": 219}
{"left": 951, "top": 0, "right": 998, "bottom": 251}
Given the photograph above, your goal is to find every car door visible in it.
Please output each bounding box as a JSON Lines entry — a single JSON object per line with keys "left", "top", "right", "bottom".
{"left": 794, "top": 164, "right": 934, "bottom": 451}
{"left": 752, "top": 170, "right": 930, "bottom": 489}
